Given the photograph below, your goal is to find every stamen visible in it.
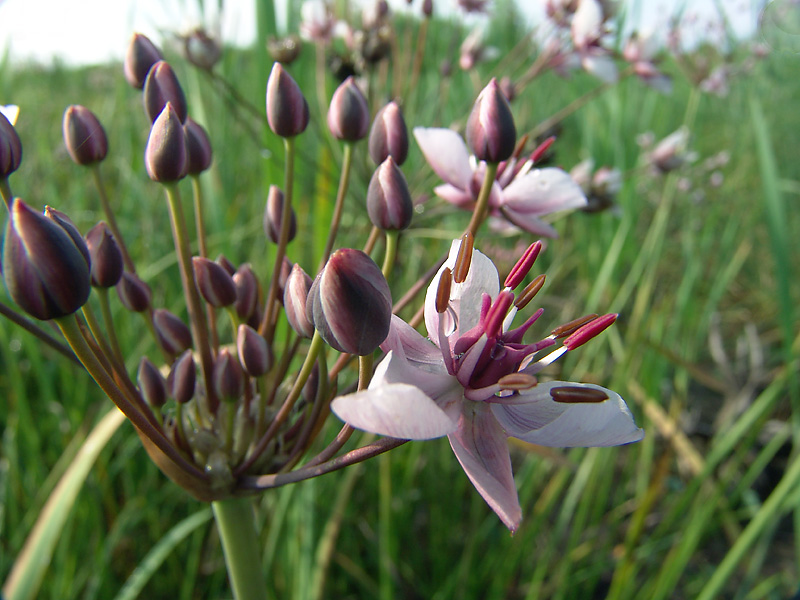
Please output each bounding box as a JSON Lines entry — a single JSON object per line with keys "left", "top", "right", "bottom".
{"left": 436, "top": 268, "right": 452, "bottom": 314}
{"left": 484, "top": 291, "right": 514, "bottom": 338}
{"left": 563, "top": 313, "right": 617, "bottom": 350}
{"left": 453, "top": 231, "right": 474, "bottom": 283}
{"left": 551, "top": 313, "right": 598, "bottom": 339}
{"left": 498, "top": 373, "right": 537, "bottom": 390}
{"left": 504, "top": 241, "right": 542, "bottom": 290}
{"left": 514, "top": 274, "right": 546, "bottom": 310}
{"left": 550, "top": 386, "right": 609, "bottom": 404}
{"left": 530, "top": 136, "right": 556, "bottom": 164}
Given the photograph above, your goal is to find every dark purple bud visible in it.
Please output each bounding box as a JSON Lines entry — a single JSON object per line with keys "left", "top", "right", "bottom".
{"left": 145, "top": 103, "right": 188, "bottom": 183}
{"left": 498, "top": 76, "right": 516, "bottom": 103}
{"left": 85, "top": 222, "right": 123, "bottom": 288}
{"left": 138, "top": 356, "right": 167, "bottom": 409}
{"left": 237, "top": 324, "right": 272, "bottom": 377}
{"left": 422, "top": 0, "right": 434, "bottom": 17}
{"left": 266, "top": 62, "right": 310, "bottom": 138}
{"left": 466, "top": 78, "right": 516, "bottom": 163}
{"left": 169, "top": 350, "right": 196, "bottom": 404}
{"left": 276, "top": 256, "right": 293, "bottom": 304}
{"left": 0, "top": 110, "right": 23, "bottom": 178}
{"left": 216, "top": 254, "right": 237, "bottom": 276}
{"left": 327, "top": 77, "right": 370, "bottom": 142}
{"left": 307, "top": 248, "right": 392, "bottom": 355}
{"left": 263, "top": 185, "right": 296, "bottom": 244}
{"left": 62, "top": 105, "right": 108, "bottom": 166}
{"left": 233, "top": 263, "right": 259, "bottom": 320}
{"left": 153, "top": 308, "right": 193, "bottom": 355}
{"left": 143, "top": 61, "right": 188, "bottom": 124}
{"left": 117, "top": 272, "right": 152, "bottom": 312}
{"left": 283, "top": 263, "right": 314, "bottom": 338}
{"left": 366, "top": 157, "right": 413, "bottom": 231}
{"left": 213, "top": 347, "right": 244, "bottom": 402}
{"left": 182, "top": 28, "right": 222, "bottom": 71}
{"left": 124, "top": 33, "right": 164, "bottom": 89}
{"left": 2, "top": 199, "right": 91, "bottom": 320}
{"left": 368, "top": 101, "right": 409, "bottom": 165}
{"left": 43, "top": 206, "right": 91, "bottom": 266}
{"left": 193, "top": 256, "right": 237, "bottom": 307}
{"left": 184, "top": 118, "right": 212, "bottom": 175}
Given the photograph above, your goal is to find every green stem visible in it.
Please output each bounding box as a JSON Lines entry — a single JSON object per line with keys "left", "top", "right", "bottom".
{"left": 211, "top": 497, "right": 268, "bottom": 600}
{"left": 90, "top": 164, "right": 136, "bottom": 273}
{"left": 318, "top": 142, "right": 354, "bottom": 271}
{"left": 96, "top": 288, "right": 124, "bottom": 364}
{"left": 381, "top": 231, "right": 398, "bottom": 280}
{"left": 465, "top": 162, "right": 499, "bottom": 238}
{"left": 190, "top": 175, "right": 209, "bottom": 258}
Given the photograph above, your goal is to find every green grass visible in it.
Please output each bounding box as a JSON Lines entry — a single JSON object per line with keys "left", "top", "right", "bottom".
{"left": 2, "top": 8, "right": 800, "bottom": 600}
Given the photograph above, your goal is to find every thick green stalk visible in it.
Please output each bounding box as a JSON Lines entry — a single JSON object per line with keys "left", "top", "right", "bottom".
{"left": 318, "top": 142, "right": 354, "bottom": 270}
{"left": 381, "top": 230, "right": 399, "bottom": 279}
{"left": 465, "top": 162, "right": 499, "bottom": 238}
{"left": 211, "top": 497, "right": 268, "bottom": 600}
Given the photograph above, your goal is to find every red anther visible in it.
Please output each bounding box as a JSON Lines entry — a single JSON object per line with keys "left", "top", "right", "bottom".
{"left": 504, "top": 241, "right": 542, "bottom": 289}
{"left": 484, "top": 291, "right": 514, "bottom": 338}
{"left": 550, "top": 385, "right": 609, "bottom": 404}
{"left": 453, "top": 231, "right": 474, "bottom": 283}
{"left": 530, "top": 136, "right": 556, "bottom": 164}
{"left": 551, "top": 313, "right": 598, "bottom": 339}
{"left": 436, "top": 268, "right": 453, "bottom": 314}
{"left": 563, "top": 313, "right": 618, "bottom": 350}
{"left": 514, "top": 274, "right": 546, "bottom": 310}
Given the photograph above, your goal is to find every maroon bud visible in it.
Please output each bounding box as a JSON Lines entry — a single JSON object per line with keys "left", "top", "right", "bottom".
{"left": 266, "top": 62, "right": 310, "bottom": 138}
{"left": 216, "top": 254, "right": 237, "bottom": 276}
{"left": 422, "top": 0, "right": 434, "bottom": 17}
{"left": 138, "top": 356, "right": 167, "bottom": 409}
{"left": 124, "top": 33, "right": 164, "bottom": 89}
{"left": 153, "top": 308, "right": 193, "bottom": 355}
{"left": 233, "top": 263, "right": 259, "bottom": 320}
{"left": 145, "top": 103, "right": 188, "bottom": 183}
{"left": 182, "top": 28, "right": 222, "bottom": 71}
{"left": 307, "top": 248, "right": 392, "bottom": 355}
{"left": 85, "top": 222, "right": 124, "bottom": 288}
{"left": 263, "top": 185, "right": 296, "bottom": 244}
{"left": 143, "top": 61, "right": 188, "bottom": 124}
{"left": 117, "top": 272, "right": 152, "bottom": 312}
{"left": 43, "top": 206, "right": 91, "bottom": 266}
{"left": 169, "top": 350, "right": 196, "bottom": 404}
{"left": 193, "top": 256, "right": 237, "bottom": 307}
{"left": 366, "top": 157, "right": 413, "bottom": 231}
{"left": 498, "top": 76, "right": 516, "bottom": 103}
{"left": 327, "top": 77, "right": 370, "bottom": 142}
{"left": 184, "top": 118, "right": 212, "bottom": 175}
{"left": 368, "top": 101, "right": 409, "bottom": 165}
{"left": 0, "top": 110, "right": 23, "bottom": 178}
{"left": 283, "top": 263, "right": 314, "bottom": 338}
{"left": 2, "top": 199, "right": 91, "bottom": 320}
{"left": 237, "top": 324, "right": 272, "bottom": 377}
{"left": 213, "top": 347, "right": 244, "bottom": 402}
{"left": 62, "top": 105, "right": 108, "bottom": 166}
{"left": 466, "top": 78, "right": 516, "bottom": 163}
{"left": 276, "top": 256, "right": 293, "bottom": 304}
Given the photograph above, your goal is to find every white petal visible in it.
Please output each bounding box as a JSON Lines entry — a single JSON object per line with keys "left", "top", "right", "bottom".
{"left": 413, "top": 127, "right": 473, "bottom": 189}
{"left": 502, "top": 168, "right": 587, "bottom": 215}
{"left": 1, "top": 105, "right": 20, "bottom": 126}
{"left": 581, "top": 51, "right": 619, "bottom": 83}
{"left": 332, "top": 383, "right": 458, "bottom": 440}
{"left": 491, "top": 381, "right": 644, "bottom": 447}
{"left": 571, "top": 0, "right": 602, "bottom": 48}
{"left": 371, "top": 350, "right": 460, "bottom": 416}
{"left": 499, "top": 210, "right": 560, "bottom": 238}
{"left": 433, "top": 184, "right": 474, "bottom": 209}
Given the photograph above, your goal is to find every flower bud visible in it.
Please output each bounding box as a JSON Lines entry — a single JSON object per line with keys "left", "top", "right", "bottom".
{"left": 327, "top": 77, "right": 370, "bottom": 142}
{"left": 169, "top": 350, "right": 196, "bottom": 404}
{"left": 263, "top": 185, "right": 297, "bottom": 244}
{"left": 216, "top": 254, "right": 237, "bottom": 276}
{"left": 85, "top": 222, "right": 123, "bottom": 288}
{"left": 233, "top": 264, "right": 259, "bottom": 320}
{"left": 307, "top": 248, "right": 392, "bottom": 355}
{"left": 117, "top": 272, "right": 152, "bottom": 312}
{"left": 62, "top": 105, "right": 108, "bottom": 166}
{"left": 466, "top": 78, "right": 516, "bottom": 163}
{"left": 43, "top": 206, "right": 91, "bottom": 266}
{"left": 366, "top": 157, "right": 413, "bottom": 231}
{"left": 138, "top": 356, "right": 167, "bottom": 409}
{"left": 283, "top": 263, "right": 314, "bottom": 338}
{"left": 368, "top": 101, "right": 409, "bottom": 165}
{"left": 2, "top": 199, "right": 91, "bottom": 320}
{"left": 184, "top": 118, "right": 213, "bottom": 175}
{"left": 182, "top": 28, "right": 222, "bottom": 71}
{"left": 145, "top": 103, "right": 188, "bottom": 183}
{"left": 193, "top": 256, "right": 237, "bottom": 307}
{"left": 237, "top": 324, "right": 272, "bottom": 377}
{"left": 266, "top": 63, "right": 310, "bottom": 138}
{"left": 124, "top": 33, "right": 164, "bottom": 89}
{"left": 276, "top": 256, "right": 293, "bottom": 305}
{"left": 267, "top": 35, "right": 301, "bottom": 64}
{"left": 143, "top": 61, "right": 188, "bottom": 124}
{"left": 1, "top": 110, "right": 23, "bottom": 178}
{"left": 153, "top": 308, "right": 193, "bottom": 355}
{"left": 213, "top": 347, "right": 244, "bottom": 402}
{"left": 422, "top": 0, "right": 434, "bottom": 17}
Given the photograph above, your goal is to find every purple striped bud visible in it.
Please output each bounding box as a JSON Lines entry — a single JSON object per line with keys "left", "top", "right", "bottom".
{"left": 307, "top": 249, "right": 392, "bottom": 355}
{"left": 145, "top": 103, "right": 188, "bottom": 183}
{"left": 117, "top": 272, "right": 152, "bottom": 312}
{"left": 0, "top": 110, "right": 22, "bottom": 178}
{"left": 143, "top": 61, "right": 188, "bottom": 124}
{"left": 169, "top": 350, "right": 196, "bottom": 404}
{"left": 62, "top": 105, "right": 108, "bottom": 166}
{"left": 184, "top": 118, "right": 213, "bottom": 175}
{"left": 2, "top": 199, "right": 91, "bottom": 320}
{"left": 138, "top": 356, "right": 167, "bottom": 409}
{"left": 233, "top": 263, "right": 259, "bottom": 320}
{"left": 263, "top": 185, "right": 296, "bottom": 244}
{"left": 85, "top": 222, "right": 124, "bottom": 288}
{"left": 43, "top": 206, "right": 91, "bottom": 266}
{"left": 369, "top": 101, "right": 408, "bottom": 165}
{"left": 182, "top": 28, "right": 222, "bottom": 71}
{"left": 153, "top": 308, "right": 192, "bottom": 356}
{"left": 213, "top": 347, "right": 244, "bottom": 402}
{"left": 124, "top": 33, "right": 163, "bottom": 89}
{"left": 216, "top": 254, "right": 237, "bottom": 276}
{"left": 327, "top": 77, "right": 370, "bottom": 142}
{"left": 283, "top": 263, "right": 314, "bottom": 338}
{"left": 366, "top": 157, "right": 413, "bottom": 231}
{"left": 466, "top": 78, "right": 516, "bottom": 163}
{"left": 266, "top": 63, "right": 310, "bottom": 138}
{"left": 193, "top": 256, "right": 237, "bottom": 307}
{"left": 237, "top": 324, "right": 272, "bottom": 377}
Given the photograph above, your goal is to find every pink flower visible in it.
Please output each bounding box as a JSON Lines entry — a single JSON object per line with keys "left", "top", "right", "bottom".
{"left": 413, "top": 127, "right": 587, "bottom": 237}
{"left": 332, "top": 240, "right": 644, "bottom": 531}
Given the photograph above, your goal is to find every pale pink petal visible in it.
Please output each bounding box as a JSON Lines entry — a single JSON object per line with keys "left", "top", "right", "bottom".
{"left": 502, "top": 168, "right": 587, "bottom": 215}
{"left": 449, "top": 401, "right": 522, "bottom": 532}
{"left": 571, "top": 0, "right": 602, "bottom": 49}
{"left": 499, "top": 209, "right": 560, "bottom": 238}
{"left": 382, "top": 315, "right": 443, "bottom": 366}
{"left": 332, "top": 383, "right": 458, "bottom": 440}
{"left": 434, "top": 184, "right": 474, "bottom": 209}
{"left": 581, "top": 50, "right": 618, "bottom": 83}
{"left": 491, "top": 381, "right": 645, "bottom": 447}
{"left": 413, "top": 127, "right": 473, "bottom": 189}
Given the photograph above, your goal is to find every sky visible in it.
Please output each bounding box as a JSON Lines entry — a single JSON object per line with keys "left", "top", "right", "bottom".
{"left": 0, "top": 0, "right": 763, "bottom": 68}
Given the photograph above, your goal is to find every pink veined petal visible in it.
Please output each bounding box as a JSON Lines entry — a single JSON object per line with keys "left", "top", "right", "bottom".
{"left": 381, "top": 315, "right": 443, "bottom": 366}
{"left": 502, "top": 168, "right": 587, "bottom": 216}
{"left": 413, "top": 127, "right": 473, "bottom": 189}
{"left": 571, "top": 0, "right": 603, "bottom": 49}
{"left": 490, "top": 381, "right": 645, "bottom": 447}
{"left": 434, "top": 183, "right": 474, "bottom": 209}
{"left": 581, "top": 51, "right": 619, "bottom": 83}
{"left": 448, "top": 401, "right": 522, "bottom": 532}
{"left": 332, "top": 383, "right": 458, "bottom": 440}
{"left": 499, "top": 209, "right": 559, "bottom": 238}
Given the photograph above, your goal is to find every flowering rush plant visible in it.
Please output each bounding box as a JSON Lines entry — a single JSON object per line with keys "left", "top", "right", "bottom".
{"left": 0, "top": 30, "right": 642, "bottom": 599}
